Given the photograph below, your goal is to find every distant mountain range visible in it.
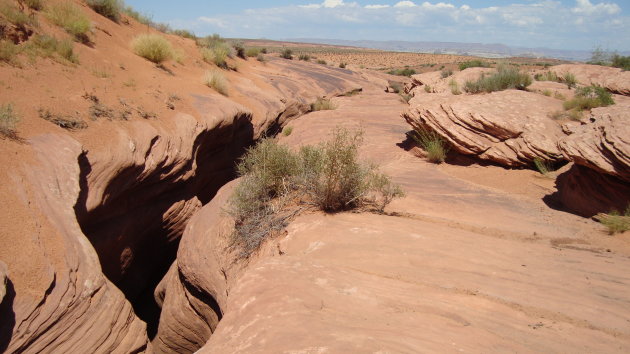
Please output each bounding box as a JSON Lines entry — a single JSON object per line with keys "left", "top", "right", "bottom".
{"left": 289, "top": 38, "right": 630, "bottom": 61}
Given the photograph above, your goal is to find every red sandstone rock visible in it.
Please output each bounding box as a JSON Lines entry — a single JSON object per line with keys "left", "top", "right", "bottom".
{"left": 549, "top": 64, "right": 630, "bottom": 96}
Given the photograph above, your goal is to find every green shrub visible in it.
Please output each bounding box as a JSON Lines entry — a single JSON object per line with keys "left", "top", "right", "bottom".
{"left": 441, "top": 68, "right": 453, "bottom": 78}
{"left": 232, "top": 41, "right": 245, "bottom": 59}
{"left": 563, "top": 72, "right": 577, "bottom": 89}
{"left": 598, "top": 206, "right": 630, "bottom": 235}
{"left": 1, "top": 2, "right": 36, "bottom": 27}
{"left": 282, "top": 126, "right": 293, "bottom": 136}
{"left": 298, "top": 54, "right": 310, "bottom": 61}
{"left": 424, "top": 85, "right": 432, "bottom": 93}
{"left": 86, "top": 0, "right": 122, "bottom": 22}
{"left": 449, "top": 79, "right": 461, "bottom": 95}
{"left": 464, "top": 65, "right": 532, "bottom": 93}
{"left": 459, "top": 60, "right": 490, "bottom": 70}
{"left": 280, "top": 48, "right": 293, "bottom": 59}
{"left": 388, "top": 68, "right": 416, "bottom": 77}
{"left": 541, "top": 89, "right": 552, "bottom": 96}
{"left": 311, "top": 97, "right": 336, "bottom": 111}
{"left": 131, "top": 34, "right": 173, "bottom": 63}
{"left": 534, "top": 71, "right": 560, "bottom": 82}
{"left": 204, "top": 70, "right": 228, "bottom": 96}
{"left": 0, "top": 103, "right": 20, "bottom": 139}
{"left": 46, "top": 2, "right": 92, "bottom": 43}
{"left": 549, "top": 110, "right": 583, "bottom": 121}
{"left": 245, "top": 47, "right": 260, "bottom": 57}
{"left": 172, "top": 29, "right": 196, "bottom": 40}
{"left": 563, "top": 86, "right": 614, "bottom": 111}
{"left": 316, "top": 59, "right": 326, "bottom": 65}
{"left": 611, "top": 54, "right": 630, "bottom": 71}
{"left": 25, "top": 35, "right": 79, "bottom": 64}
{"left": 0, "top": 40, "right": 20, "bottom": 65}
{"left": 533, "top": 157, "right": 553, "bottom": 176}
{"left": 409, "top": 127, "right": 449, "bottom": 163}
{"left": 201, "top": 41, "right": 230, "bottom": 68}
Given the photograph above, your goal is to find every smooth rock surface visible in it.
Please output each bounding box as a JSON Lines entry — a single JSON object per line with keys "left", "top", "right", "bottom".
{"left": 549, "top": 64, "right": 630, "bottom": 95}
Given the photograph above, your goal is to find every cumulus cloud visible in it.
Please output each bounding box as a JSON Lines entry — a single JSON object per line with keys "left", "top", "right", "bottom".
{"left": 186, "top": 1, "right": 629, "bottom": 51}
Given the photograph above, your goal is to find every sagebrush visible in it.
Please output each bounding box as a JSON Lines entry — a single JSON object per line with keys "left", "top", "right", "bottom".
{"left": 464, "top": 65, "right": 532, "bottom": 93}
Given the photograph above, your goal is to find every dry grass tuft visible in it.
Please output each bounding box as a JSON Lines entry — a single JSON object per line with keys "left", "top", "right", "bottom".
{"left": 408, "top": 127, "right": 449, "bottom": 163}
{"left": 46, "top": 2, "right": 92, "bottom": 43}
{"left": 0, "top": 103, "right": 20, "bottom": 139}
{"left": 204, "top": 70, "right": 228, "bottom": 96}
{"left": 311, "top": 97, "right": 336, "bottom": 111}
{"left": 131, "top": 34, "right": 173, "bottom": 64}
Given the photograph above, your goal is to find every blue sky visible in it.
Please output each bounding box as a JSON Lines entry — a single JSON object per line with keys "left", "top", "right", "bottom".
{"left": 125, "top": 1, "right": 630, "bottom": 51}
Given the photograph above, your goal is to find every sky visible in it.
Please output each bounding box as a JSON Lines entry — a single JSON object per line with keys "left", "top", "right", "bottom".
{"left": 125, "top": 1, "right": 630, "bottom": 51}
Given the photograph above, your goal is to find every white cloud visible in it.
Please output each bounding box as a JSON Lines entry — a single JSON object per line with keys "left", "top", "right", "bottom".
{"left": 323, "top": 0, "right": 344, "bottom": 8}
{"left": 365, "top": 4, "right": 390, "bottom": 9}
{"left": 394, "top": 1, "right": 417, "bottom": 8}
{"left": 572, "top": 0, "right": 620, "bottom": 15}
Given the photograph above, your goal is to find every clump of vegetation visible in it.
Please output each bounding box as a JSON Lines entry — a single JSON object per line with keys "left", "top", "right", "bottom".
{"left": 227, "top": 129, "right": 404, "bottom": 257}
{"left": 399, "top": 93, "right": 412, "bottom": 104}
{"left": 256, "top": 53, "right": 265, "bottom": 62}
{"left": 46, "top": 2, "right": 92, "bottom": 43}
{"left": 282, "top": 126, "right": 293, "bottom": 136}
{"left": 424, "top": 85, "right": 432, "bottom": 93}
{"left": 459, "top": 60, "right": 490, "bottom": 70}
{"left": 316, "top": 59, "right": 327, "bottom": 65}
{"left": 131, "top": 34, "right": 173, "bottom": 64}
{"left": 408, "top": 127, "right": 449, "bottom": 163}
{"left": 245, "top": 47, "right": 260, "bottom": 57}
{"left": 598, "top": 206, "right": 630, "bottom": 235}
{"left": 441, "top": 68, "right": 453, "bottom": 78}
{"left": 20, "top": 0, "right": 44, "bottom": 11}
{"left": 298, "top": 54, "right": 310, "bottom": 61}
{"left": 86, "top": 0, "right": 122, "bottom": 22}
{"left": 342, "top": 88, "right": 362, "bottom": 97}
{"left": 201, "top": 41, "right": 231, "bottom": 69}
{"left": 24, "top": 35, "right": 79, "bottom": 64}
{"left": 1, "top": 1, "right": 36, "bottom": 27}
{"left": 122, "top": 5, "right": 152, "bottom": 25}
{"left": 549, "top": 110, "right": 583, "bottom": 121}
{"left": 563, "top": 72, "right": 577, "bottom": 89}
{"left": 611, "top": 54, "right": 630, "bottom": 71}
{"left": 464, "top": 65, "right": 532, "bottom": 93}
{"left": 541, "top": 89, "right": 552, "bottom": 97}
{"left": 280, "top": 48, "right": 293, "bottom": 59}
{"left": 204, "top": 70, "right": 228, "bottom": 96}
{"left": 534, "top": 71, "right": 559, "bottom": 82}
{"left": 311, "top": 97, "right": 336, "bottom": 111}
{"left": 172, "top": 29, "right": 196, "bottom": 40}
{"left": 232, "top": 41, "right": 245, "bottom": 59}
{"left": 533, "top": 157, "right": 555, "bottom": 177}
{"left": 449, "top": 79, "right": 461, "bottom": 95}
{"left": 388, "top": 67, "right": 416, "bottom": 77}
{"left": 0, "top": 40, "right": 20, "bottom": 65}
{"left": 554, "top": 91, "right": 566, "bottom": 100}
{"left": 339, "top": 62, "right": 346, "bottom": 68}
{"left": 38, "top": 108, "right": 87, "bottom": 130}
{"left": 0, "top": 103, "right": 20, "bottom": 139}
{"left": 563, "top": 86, "right": 614, "bottom": 111}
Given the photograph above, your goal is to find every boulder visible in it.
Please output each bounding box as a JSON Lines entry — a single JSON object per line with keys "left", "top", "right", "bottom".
{"left": 403, "top": 90, "right": 566, "bottom": 167}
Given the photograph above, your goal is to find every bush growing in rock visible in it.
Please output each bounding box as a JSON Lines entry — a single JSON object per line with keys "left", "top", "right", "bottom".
{"left": 311, "top": 97, "right": 336, "bottom": 111}
{"left": 228, "top": 129, "right": 404, "bottom": 257}
{"left": 408, "top": 127, "right": 449, "bottom": 163}
{"left": 464, "top": 65, "right": 532, "bottom": 93}
{"left": 563, "top": 86, "right": 614, "bottom": 111}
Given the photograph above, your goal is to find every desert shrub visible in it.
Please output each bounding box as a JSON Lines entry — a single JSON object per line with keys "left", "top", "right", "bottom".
{"left": 0, "top": 40, "right": 20, "bottom": 65}
{"left": 311, "top": 97, "right": 336, "bottom": 111}
{"left": 533, "top": 157, "right": 553, "bottom": 176}
{"left": 424, "top": 85, "right": 432, "bottom": 93}
{"left": 38, "top": 108, "right": 87, "bottom": 130}
{"left": 448, "top": 79, "right": 461, "bottom": 95}
{"left": 408, "top": 127, "right": 449, "bottom": 163}
{"left": 598, "top": 206, "right": 630, "bottom": 235}
{"left": 256, "top": 53, "right": 265, "bottom": 62}
{"left": 228, "top": 129, "right": 404, "bottom": 256}
{"left": 554, "top": 91, "right": 566, "bottom": 100}
{"left": 459, "top": 60, "right": 490, "bottom": 70}
{"left": 245, "top": 47, "right": 260, "bottom": 57}
{"left": 0, "top": 2, "right": 36, "bottom": 27}
{"left": 86, "top": 0, "right": 122, "bottom": 22}
{"left": 260, "top": 47, "right": 267, "bottom": 54}
{"left": 464, "top": 65, "right": 532, "bottom": 93}
{"left": 280, "top": 48, "right": 293, "bottom": 59}
{"left": 541, "top": 89, "right": 552, "bottom": 96}
{"left": 131, "top": 34, "right": 173, "bottom": 63}
{"left": 172, "top": 29, "right": 196, "bottom": 40}
{"left": 204, "top": 70, "right": 228, "bottom": 96}
{"left": 316, "top": 59, "right": 326, "bottom": 65}
{"left": 441, "top": 68, "right": 453, "bottom": 78}
{"left": 25, "top": 35, "right": 79, "bottom": 63}
{"left": 388, "top": 68, "right": 416, "bottom": 77}
{"left": 549, "top": 110, "right": 583, "bottom": 121}
{"left": 389, "top": 82, "right": 402, "bottom": 93}
{"left": 282, "top": 126, "right": 293, "bottom": 136}
{"left": 201, "top": 41, "right": 231, "bottom": 68}
{"left": 563, "top": 72, "right": 577, "bottom": 89}
{"left": 611, "top": 54, "right": 630, "bottom": 71}
{"left": 563, "top": 86, "right": 614, "bottom": 111}
{"left": 399, "top": 93, "right": 412, "bottom": 104}
{"left": 122, "top": 5, "right": 151, "bottom": 25}
{"left": 534, "top": 71, "right": 560, "bottom": 82}
{"left": 46, "top": 2, "right": 91, "bottom": 42}
{"left": 20, "top": 0, "right": 44, "bottom": 11}
{"left": 298, "top": 54, "right": 310, "bottom": 61}
{"left": 0, "top": 103, "right": 19, "bottom": 139}
{"left": 339, "top": 62, "right": 346, "bottom": 68}
{"left": 232, "top": 41, "right": 245, "bottom": 59}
